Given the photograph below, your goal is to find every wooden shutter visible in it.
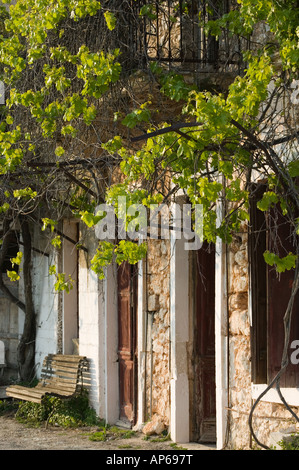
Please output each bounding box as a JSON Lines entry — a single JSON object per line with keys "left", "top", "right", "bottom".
{"left": 250, "top": 185, "right": 299, "bottom": 387}
{"left": 267, "top": 209, "right": 299, "bottom": 387}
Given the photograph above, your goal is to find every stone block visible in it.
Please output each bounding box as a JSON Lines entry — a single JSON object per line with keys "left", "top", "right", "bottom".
{"left": 148, "top": 294, "right": 159, "bottom": 312}
{"left": 229, "top": 292, "right": 248, "bottom": 311}
{"left": 230, "top": 309, "right": 250, "bottom": 336}
{"left": 142, "top": 414, "right": 166, "bottom": 436}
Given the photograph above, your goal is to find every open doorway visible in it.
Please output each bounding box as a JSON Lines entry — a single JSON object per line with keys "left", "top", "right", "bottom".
{"left": 192, "top": 242, "right": 216, "bottom": 443}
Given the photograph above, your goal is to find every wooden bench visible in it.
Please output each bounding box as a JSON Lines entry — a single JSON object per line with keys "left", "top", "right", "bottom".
{"left": 6, "top": 354, "right": 89, "bottom": 404}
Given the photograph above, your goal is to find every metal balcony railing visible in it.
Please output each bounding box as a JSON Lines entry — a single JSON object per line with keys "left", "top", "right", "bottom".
{"left": 124, "top": 0, "right": 249, "bottom": 74}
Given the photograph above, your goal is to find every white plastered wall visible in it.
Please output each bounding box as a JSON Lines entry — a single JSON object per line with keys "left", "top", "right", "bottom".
{"left": 77, "top": 229, "right": 119, "bottom": 422}
{"left": 135, "top": 259, "right": 147, "bottom": 429}
{"left": 27, "top": 226, "right": 59, "bottom": 377}
{"left": 215, "top": 236, "right": 228, "bottom": 450}
{"left": 169, "top": 236, "right": 190, "bottom": 443}
{"left": 62, "top": 220, "right": 78, "bottom": 355}
{"left": 77, "top": 240, "right": 103, "bottom": 417}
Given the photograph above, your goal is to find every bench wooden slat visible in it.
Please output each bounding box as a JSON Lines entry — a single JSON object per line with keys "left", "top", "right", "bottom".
{"left": 40, "top": 376, "right": 78, "bottom": 384}
{"left": 5, "top": 386, "right": 45, "bottom": 403}
{"left": 7, "top": 394, "right": 42, "bottom": 404}
{"left": 7, "top": 385, "right": 45, "bottom": 397}
{"left": 6, "top": 354, "right": 89, "bottom": 403}
{"left": 37, "top": 380, "right": 77, "bottom": 391}
{"left": 40, "top": 382, "right": 77, "bottom": 392}
{"left": 45, "top": 362, "right": 82, "bottom": 369}
{"left": 48, "top": 355, "right": 86, "bottom": 363}
{"left": 37, "top": 383, "right": 77, "bottom": 393}
{"left": 41, "top": 368, "right": 79, "bottom": 378}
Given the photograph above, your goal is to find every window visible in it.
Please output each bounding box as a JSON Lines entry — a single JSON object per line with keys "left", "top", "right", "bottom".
{"left": 249, "top": 185, "right": 299, "bottom": 387}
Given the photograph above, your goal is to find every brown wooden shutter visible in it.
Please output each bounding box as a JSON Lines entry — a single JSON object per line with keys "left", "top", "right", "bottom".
{"left": 267, "top": 209, "right": 299, "bottom": 387}
{"left": 250, "top": 185, "right": 299, "bottom": 387}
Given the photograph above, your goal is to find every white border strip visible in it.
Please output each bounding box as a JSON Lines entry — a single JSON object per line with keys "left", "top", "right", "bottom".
{"left": 252, "top": 384, "right": 299, "bottom": 407}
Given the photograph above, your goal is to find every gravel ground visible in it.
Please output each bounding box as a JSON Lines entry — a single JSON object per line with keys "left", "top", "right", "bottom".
{"left": 0, "top": 412, "right": 215, "bottom": 452}
{"left": 0, "top": 387, "right": 215, "bottom": 453}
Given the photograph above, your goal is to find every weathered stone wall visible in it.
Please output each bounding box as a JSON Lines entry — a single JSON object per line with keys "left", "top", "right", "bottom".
{"left": 226, "top": 227, "right": 252, "bottom": 448}
{"left": 144, "top": 239, "right": 171, "bottom": 430}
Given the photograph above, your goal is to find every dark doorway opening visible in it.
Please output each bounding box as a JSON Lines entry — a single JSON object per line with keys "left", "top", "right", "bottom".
{"left": 193, "top": 242, "right": 216, "bottom": 443}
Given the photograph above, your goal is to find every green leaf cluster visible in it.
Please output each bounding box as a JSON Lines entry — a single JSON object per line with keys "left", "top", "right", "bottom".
{"left": 16, "top": 390, "right": 99, "bottom": 427}
{"left": 91, "top": 240, "right": 147, "bottom": 279}
{"left": 263, "top": 251, "right": 297, "bottom": 273}
{"left": 49, "top": 265, "right": 74, "bottom": 292}
{"left": 122, "top": 102, "right": 152, "bottom": 129}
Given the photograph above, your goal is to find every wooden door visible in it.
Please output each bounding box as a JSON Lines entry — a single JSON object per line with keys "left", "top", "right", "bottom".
{"left": 194, "top": 243, "right": 216, "bottom": 443}
{"left": 117, "top": 262, "right": 138, "bottom": 426}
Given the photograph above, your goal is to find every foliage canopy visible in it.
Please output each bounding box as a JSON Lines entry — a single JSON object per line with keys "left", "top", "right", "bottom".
{"left": 0, "top": 0, "right": 298, "bottom": 384}
{"left": 0, "top": 0, "right": 298, "bottom": 274}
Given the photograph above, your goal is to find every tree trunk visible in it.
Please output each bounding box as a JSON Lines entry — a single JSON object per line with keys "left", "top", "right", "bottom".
{"left": 17, "top": 218, "right": 36, "bottom": 382}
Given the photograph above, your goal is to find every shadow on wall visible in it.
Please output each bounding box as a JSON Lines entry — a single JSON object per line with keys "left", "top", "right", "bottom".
{"left": 82, "top": 358, "right": 99, "bottom": 412}
{"left": 81, "top": 357, "right": 92, "bottom": 392}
